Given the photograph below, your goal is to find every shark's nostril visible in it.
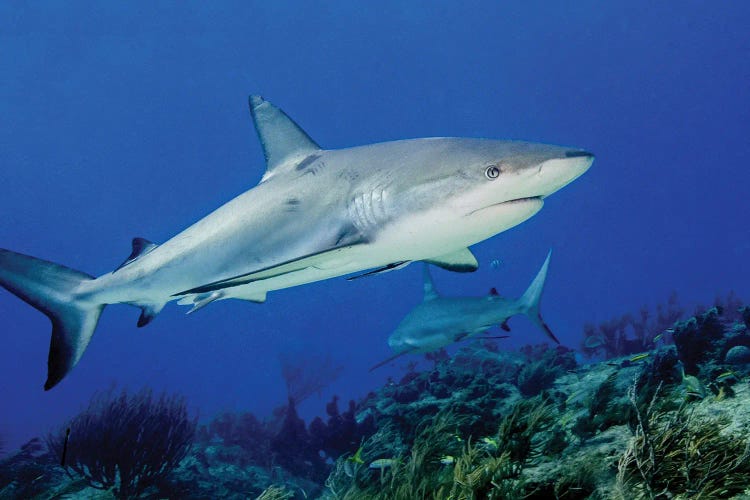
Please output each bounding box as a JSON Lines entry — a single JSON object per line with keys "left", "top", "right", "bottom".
{"left": 565, "top": 150, "right": 594, "bottom": 159}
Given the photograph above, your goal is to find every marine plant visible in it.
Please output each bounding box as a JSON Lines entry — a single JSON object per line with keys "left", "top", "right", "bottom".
{"left": 571, "top": 371, "right": 625, "bottom": 439}
{"left": 256, "top": 484, "right": 295, "bottom": 499}
{"left": 46, "top": 388, "right": 196, "bottom": 499}
{"left": 615, "top": 380, "right": 750, "bottom": 499}
{"left": 324, "top": 397, "right": 555, "bottom": 499}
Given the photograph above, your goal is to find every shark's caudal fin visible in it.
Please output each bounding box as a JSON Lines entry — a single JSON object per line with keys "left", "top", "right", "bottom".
{"left": 0, "top": 249, "right": 104, "bottom": 390}
{"left": 518, "top": 250, "right": 559, "bottom": 344}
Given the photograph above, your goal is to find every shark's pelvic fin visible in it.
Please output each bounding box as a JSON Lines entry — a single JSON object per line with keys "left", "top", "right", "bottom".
{"left": 518, "top": 250, "right": 558, "bottom": 344}
{"left": 422, "top": 264, "right": 439, "bottom": 301}
{"left": 186, "top": 291, "right": 225, "bottom": 314}
{"left": 137, "top": 302, "right": 165, "bottom": 327}
{"left": 116, "top": 237, "right": 158, "bottom": 272}
{"left": 249, "top": 95, "right": 321, "bottom": 181}
{"left": 424, "top": 248, "right": 478, "bottom": 272}
{"left": 0, "top": 249, "right": 105, "bottom": 390}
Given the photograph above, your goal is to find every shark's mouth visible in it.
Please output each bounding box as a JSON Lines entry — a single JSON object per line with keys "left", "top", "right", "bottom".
{"left": 468, "top": 196, "right": 542, "bottom": 216}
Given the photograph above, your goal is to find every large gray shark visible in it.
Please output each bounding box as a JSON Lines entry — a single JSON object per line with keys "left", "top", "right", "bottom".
{"left": 373, "top": 252, "right": 554, "bottom": 370}
{"left": 0, "top": 96, "right": 593, "bottom": 389}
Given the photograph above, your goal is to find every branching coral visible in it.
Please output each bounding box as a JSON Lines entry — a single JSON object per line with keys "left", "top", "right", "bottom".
{"left": 582, "top": 293, "right": 684, "bottom": 359}
{"left": 46, "top": 388, "right": 196, "bottom": 499}
{"left": 278, "top": 350, "right": 343, "bottom": 407}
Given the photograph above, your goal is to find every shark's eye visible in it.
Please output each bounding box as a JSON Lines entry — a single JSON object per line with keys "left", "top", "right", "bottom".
{"left": 485, "top": 165, "right": 500, "bottom": 180}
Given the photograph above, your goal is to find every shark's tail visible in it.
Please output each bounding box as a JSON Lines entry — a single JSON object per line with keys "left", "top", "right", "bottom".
{"left": 518, "top": 250, "right": 559, "bottom": 344}
{"left": 0, "top": 249, "right": 105, "bottom": 390}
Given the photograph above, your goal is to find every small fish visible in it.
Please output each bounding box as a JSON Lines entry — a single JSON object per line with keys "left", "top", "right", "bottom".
{"left": 343, "top": 460, "right": 354, "bottom": 478}
{"left": 440, "top": 455, "right": 455, "bottom": 465}
{"left": 347, "top": 445, "right": 365, "bottom": 465}
{"left": 629, "top": 352, "right": 650, "bottom": 363}
{"left": 490, "top": 259, "right": 502, "bottom": 269}
{"left": 454, "top": 433, "right": 463, "bottom": 443}
{"left": 652, "top": 333, "right": 664, "bottom": 343}
{"left": 369, "top": 458, "right": 398, "bottom": 469}
{"left": 716, "top": 385, "right": 726, "bottom": 401}
{"left": 584, "top": 335, "right": 605, "bottom": 349}
{"left": 681, "top": 367, "right": 706, "bottom": 399}
{"left": 716, "top": 371, "right": 738, "bottom": 382}
{"left": 481, "top": 437, "right": 499, "bottom": 449}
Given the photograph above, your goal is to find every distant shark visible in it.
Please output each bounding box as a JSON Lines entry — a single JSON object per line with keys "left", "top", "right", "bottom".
{"left": 372, "top": 252, "right": 554, "bottom": 370}
{"left": 0, "top": 96, "right": 593, "bottom": 389}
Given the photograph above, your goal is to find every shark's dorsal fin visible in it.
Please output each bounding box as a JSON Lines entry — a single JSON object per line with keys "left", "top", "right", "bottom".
{"left": 424, "top": 248, "right": 478, "bottom": 273}
{"left": 115, "top": 237, "right": 159, "bottom": 271}
{"left": 249, "top": 95, "right": 321, "bottom": 181}
{"left": 423, "top": 264, "right": 439, "bottom": 301}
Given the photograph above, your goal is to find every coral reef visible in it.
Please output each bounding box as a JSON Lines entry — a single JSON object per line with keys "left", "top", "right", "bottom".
{"left": 2, "top": 299, "right": 750, "bottom": 499}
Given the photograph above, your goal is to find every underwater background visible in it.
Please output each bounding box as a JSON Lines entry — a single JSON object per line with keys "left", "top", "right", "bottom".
{"left": 1, "top": 1, "right": 749, "bottom": 498}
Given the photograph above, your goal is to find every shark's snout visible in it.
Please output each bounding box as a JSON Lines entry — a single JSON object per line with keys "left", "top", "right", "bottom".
{"left": 536, "top": 151, "right": 594, "bottom": 198}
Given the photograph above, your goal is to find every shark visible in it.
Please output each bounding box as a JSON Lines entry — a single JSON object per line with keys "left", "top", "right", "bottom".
{"left": 0, "top": 96, "right": 593, "bottom": 390}
{"left": 372, "top": 252, "right": 554, "bottom": 370}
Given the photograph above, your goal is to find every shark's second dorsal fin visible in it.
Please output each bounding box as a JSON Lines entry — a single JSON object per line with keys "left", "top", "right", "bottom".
{"left": 423, "top": 264, "right": 439, "bottom": 301}
{"left": 115, "top": 237, "right": 159, "bottom": 271}
{"left": 249, "top": 95, "right": 321, "bottom": 182}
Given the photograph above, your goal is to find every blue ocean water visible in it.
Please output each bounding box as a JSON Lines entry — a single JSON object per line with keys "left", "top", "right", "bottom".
{"left": 0, "top": 0, "right": 748, "bottom": 461}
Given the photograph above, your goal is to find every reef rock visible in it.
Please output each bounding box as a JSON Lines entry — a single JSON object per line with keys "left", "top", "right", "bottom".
{"left": 725, "top": 345, "right": 750, "bottom": 365}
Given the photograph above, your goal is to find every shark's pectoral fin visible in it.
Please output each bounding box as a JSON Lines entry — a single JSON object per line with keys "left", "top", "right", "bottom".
{"left": 174, "top": 241, "right": 367, "bottom": 296}
{"left": 249, "top": 96, "right": 321, "bottom": 182}
{"left": 115, "top": 237, "right": 159, "bottom": 272}
{"left": 347, "top": 261, "right": 410, "bottom": 281}
{"left": 424, "top": 248, "right": 478, "bottom": 272}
